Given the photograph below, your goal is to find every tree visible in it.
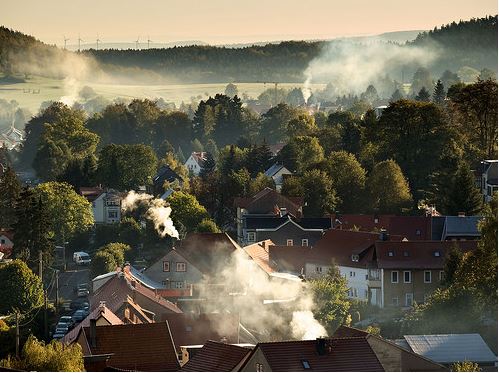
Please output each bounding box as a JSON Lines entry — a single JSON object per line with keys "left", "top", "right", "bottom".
{"left": 281, "top": 176, "right": 304, "bottom": 198}
{"left": 442, "top": 162, "right": 483, "bottom": 216}
{"left": 415, "top": 87, "right": 431, "bottom": 102}
{"left": 286, "top": 87, "right": 306, "bottom": 106}
{"left": 196, "top": 218, "right": 221, "bottom": 233}
{"left": 411, "top": 67, "right": 433, "bottom": 95}
{"left": 278, "top": 136, "right": 324, "bottom": 173}
{"left": 361, "top": 85, "right": 379, "bottom": 104}
{"left": 167, "top": 191, "right": 209, "bottom": 232}
{"left": 327, "top": 151, "right": 366, "bottom": 213}
{"left": 367, "top": 160, "right": 412, "bottom": 214}
{"left": 390, "top": 89, "right": 404, "bottom": 102}
{"left": 0, "top": 166, "right": 21, "bottom": 228}
{"left": 91, "top": 250, "right": 117, "bottom": 279}
{"left": 200, "top": 152, "right": 216, "bottom": 178}
{"left": 433, "top": 80, "right": 446, "bottom": 105}
{"left": 261, "top": 103, "right": 301, "bottom": 143}
{"left": 440, "top": 70, "right": 461, "bottom": 91}
{"left": 98, "top": 242, "right": 130, "bottom": 267}
{"left": 0, "top": 335, "right": 84, "bottom": 371}
{"left": 479, "top": 68, "right": 496, "bottom": 81}
{"left": 310, "top": 264, "right": 351, "bottom": 335}
{"left": 97, "top": 144, "right": 158, "bottom": 190}
{"left": 285, "top": 114, "right": 316, "bottom": 139}
{"left": 224, "top": 83, "right": 239, "bottom": 97}
{"left": 442, "top": 244, "right": 464, "bottom": 286}
{"left": 451, "top": 361, "right": 481, "bottom": 372}
{"left": 0, "top": 260, "right": 43, "bottom": 315}
{"left": 302, "top": 169, "right": 337, "bottom": 217}
{"left": 33, "top": 182, "right": 94, "bottom": 244}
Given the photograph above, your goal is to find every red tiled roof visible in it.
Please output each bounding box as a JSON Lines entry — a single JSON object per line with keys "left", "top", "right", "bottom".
{"left": 246, "top": 337, "right": 384, "bottom": 371}
{"left": 243, "top": 240, "right": 275, "bottom": 275}
{"left": 62, "top": 304, "right": 123, "bottom": 345}
{"left": 333, "top": 325, "right": 370, "bottom": 338}
{"left": 82, "top": 322, "right": 180, "bottom": 371}
{"left": 161, "top": 313, "right": 240, "bottom": 352}
{"left": 190, "top": 152, "right": 208, "bottom": 166}
{"left": 374, "top": 240, "right": 478, "bottom": 269}
{"left": 90, "top": 272, "right": 182, "bottom": 315}
{"left": 80, "top": 187, "right": 104, "bottom": 202}
{"left": 181, "top": 340, "right": 252, "bottom": 372}
{"left": 234, "top": 188, "right": 303, "bottom": 217}
{"left": 176, "top": 233, "right": 241, "bottom": 275}
{"left": 332, "top": 214, "right": 432, "bottom": 240}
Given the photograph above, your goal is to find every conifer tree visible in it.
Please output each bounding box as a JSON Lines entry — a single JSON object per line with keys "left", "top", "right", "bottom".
{"left": 0, "top": 166, "right": 21, "bottom": 228}
{"left": 433, "top": 79, "right": 446, "bottom": 105}
{"left": 415, "top": 87, "right": 431, "bottom": 102}
{"left": 390, "top": 89, "right": 404, "bottom": 102}
{"left": 443, "top": 162, "right": 483, "bottom": 216}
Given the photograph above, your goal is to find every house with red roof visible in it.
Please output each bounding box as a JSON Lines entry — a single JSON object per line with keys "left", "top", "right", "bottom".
{"left": 184, "top": 151, "right": 209, "bottom": 176}
{"left": 0, "top": 228, "right": 14, "bottom": 258}
{"left": 181, "top": 340, "right": 253, "bottom": 371}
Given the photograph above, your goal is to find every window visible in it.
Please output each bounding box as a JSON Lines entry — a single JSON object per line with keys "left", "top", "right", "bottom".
{"left": 388, "top": 251, "right": 394, "bottom": 257}
{"left": 302, "top": 360, "right": 311, "bottom": 370}
{"left": 403, "top": 251, "right": 410, "bottom": 257}
{"left": 424, "top": 271, "right": 432, "bottom": 283}
{"left": 176, "top": 262, "right": 186, "bottom": 272}
{"left": 247, "top": 232, "right": 256, "bottom": 243}
{"left": 404, "top": 271, "right": 411, "bottom": 283}
{"left": 301, "top": 239, "right": 309, "bottom": 246}
{"left": 433, "top": 251, "right": 441, "bottom": 257}
{"left": 351, "top": 254, "right": 359, "bottom": 262}
{"left": 391, "top": 271, "right": 398, "bottom": 283}
{"left": 255, "top": 363, "right": 263, "bottom": 372}
{"left": 405, "top": 293, "right": 414, "bottom": 307}
{"left": 353, "top": 288, "right": 358, "bottom": 297}
{"left": 415, "top": 229, "right": 421, "bottom": 236}
{"left": 174, "top": 281, "right": 184, "bottom": 289}
{"left": 439, "top": 271, "right": 444, "bottom": 282}
{"left": 316, "top": 266, "right": 322, "bottom": 274}
{"left": 163, "top": 261, "right": 170, "bottom": 272}
{"left": 392, "top": 297, "right": 399, "bottom": 306}
{"left": 349, "top": 271, "right": 353, "bottom": 277}
{"left": 286, "top": 239, "right": 294, "bottom": 246}
{"left": 108, "top": 211, "right": 118, "bottom": 219}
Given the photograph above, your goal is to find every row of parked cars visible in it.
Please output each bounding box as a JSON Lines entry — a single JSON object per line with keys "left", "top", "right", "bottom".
{"left": 53, "top": 284, "right": 91, "bottom": 340}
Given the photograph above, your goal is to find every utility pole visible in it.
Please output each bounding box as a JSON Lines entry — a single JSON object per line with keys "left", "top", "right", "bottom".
{"left": 55, "top": 270, "right": 59, "bottom": 313}
{"left": 15, "top": 310, "right": 20, "bottom": 358}
{"left": 44, "top": 290, "right": 48, "bottom": 340}
{"left": 39, "top": 251, "right": 43, "bottom": 281}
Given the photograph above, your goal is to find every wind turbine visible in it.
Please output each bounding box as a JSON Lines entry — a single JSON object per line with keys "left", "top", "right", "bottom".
{"left": 135, "top": 36, "right": 140, "bottom": 50}
{"left": 63, "top": 35, "right": 69, "bottom": 50}
{"left": 78, "top": 34, "right": 84, "bottom": 52}
{"left": 147, "top": 36, "right": 153, "bottom": 49}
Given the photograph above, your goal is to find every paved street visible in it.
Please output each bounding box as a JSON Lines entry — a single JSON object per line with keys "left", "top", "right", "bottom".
{"left": 47, "top": 264, "right": 90, "bottom": 304}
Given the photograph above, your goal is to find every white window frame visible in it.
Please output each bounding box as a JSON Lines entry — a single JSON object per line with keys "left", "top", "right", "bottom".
{"left": 286, "top": 239, "right": 294, "bottom": 246}
{"left": 391, "top": 271, "right": 398, "bottom": 283}
{"left": 424, "top": 271, "right": 432, "bottom": 283}
{"left": 163, "top": 261, "right": 170, "bottom": 272}
{"left": 439, "top": 271, "right": 444, "bottom": 281}
{"left": 405, "top": 293, "right": 414, "bottom": 307}
{"left": 247, "top": 232, "right": 256, "bottom": 243}
{"left": 176, "top": 262, "right": 186, "bottom": 272}
{"left": 174, "top": 281, "right": 184, "bottom": 289}
{"left": 301, "top": 238, "right": 309, "bottom": 246}
{"left": 403, "top": 271, "right": 411, "bottom": 283}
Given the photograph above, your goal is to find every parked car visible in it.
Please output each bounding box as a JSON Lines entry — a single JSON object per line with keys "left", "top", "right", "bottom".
{"left": 73, "top": 251, "right": 91, "bottom": 265}
{"left": 58, "top": 315, "right": 74, "bottom": 329}
{"left": 52, "top": 332, "right": 65, "bottom": 340}
{"left": 72, "top": 309, "right": 89, "bottom": 322}
{"left": 54, "top": 324, "right": 69, "bottom": 335}
{"left": 75, "top": 283, "right": 90, "bottom": 297}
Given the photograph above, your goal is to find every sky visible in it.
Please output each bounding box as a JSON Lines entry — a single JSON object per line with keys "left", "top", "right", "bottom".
{"left": 1, "top": 0, "right": 497, "bottom": 46}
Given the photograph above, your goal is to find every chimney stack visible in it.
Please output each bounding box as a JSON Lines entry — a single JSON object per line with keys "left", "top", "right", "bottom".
{"left": 316, "top": 337, "right": 327, "bottom": 355}
{"left": 90, "top": 319, "right": 97, "bottom": 348}
{"left": 458, "top": 212, "right": 465, "bottom": 217}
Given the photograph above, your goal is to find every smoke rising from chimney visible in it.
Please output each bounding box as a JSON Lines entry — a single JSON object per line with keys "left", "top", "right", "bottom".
{"left": 122, "top": 191, "right": 179, "bottom": 239}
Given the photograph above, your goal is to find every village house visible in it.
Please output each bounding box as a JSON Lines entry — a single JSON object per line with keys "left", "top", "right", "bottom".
{"left": 80, "top": 187, "right": 122, "bottom": 224}
{"left": 431, "top": 215, "right": 481, "bottom": 240}
{"left": 151, "top": 164, "right": 183, "bottom": 197}
{"left": 479, "top": 160, "right": 498, "bottom": 203}
{"left": 75, "top": 322, "right": 180, "bottom": 371}
{"left": 234, "top": 187, "right": 304, "bottom": 245}
{"left": 181, "top": 340, "right": 253, "bottom": 371}
{"left": 0, "top": 228, "right": 14, "bottom": 258}
{"left": 184, "top": 151, "right": 209, "bottom": 176}
{"left": 238, "top": 326, "right": 444, "bottom": 372}
{"left": 264, "top": 163, "right": 292, "bottom": 192}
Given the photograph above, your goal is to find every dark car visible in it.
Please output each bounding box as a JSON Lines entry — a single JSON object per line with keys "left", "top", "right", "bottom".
{"left": 72, "top": 309, "right": 89, "bottom": 322}
{"left": 58, "top": 315, "right": 74, "bottom": 329}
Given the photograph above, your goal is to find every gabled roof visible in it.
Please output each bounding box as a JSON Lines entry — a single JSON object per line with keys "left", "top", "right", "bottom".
{"left": 267, "top": 143, "right": 285, "bottom": 156}
{"left": 62, "top": 304, "right": 123, "bottom": 345}
{"left": 244, "top": 337, "right": 385, "bottom": 371}
{"left": 161, "top": 313, "right": 240, "bottom": 352}
{"left": 374, "top": 240, "right": 478, "bottom": 269}
{"left": 80, "top": 187, "right": 104, "bottom": 202}
{"left": 181, "top": 340, "right": 252, "bottom": 372}
{"left": 187, "top": 152, "right": 208, "bottom": 167}
{"left": 402, "top": 334, "right": 497, "bottom": 364}
{"left": 234, "top": 188, "right": 303, "bottom": 217}
{"left": 82, "top": 322, "right": 180, "bottom": 371}
{"left": 176, "top": 232, "right": 241, "bottom": 275}
{"left": 243, "top": 240, "right": 276, "bottom": 275}
{"left": 264, "top": 163, "right": 291, "bottom": 178}
{"left": 441, "top": 216, "right": 481, "bottom": 239}
{"left": 153, "top": 165, "right": 181, "bottom": 185}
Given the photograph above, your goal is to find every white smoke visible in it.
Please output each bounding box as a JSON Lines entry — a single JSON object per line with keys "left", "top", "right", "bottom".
{"left": 122, "top": 191, "right": 179, "bottom": 239}
{"left": 291, "top": 311, "right": 327, "bottom": 340}
{"left": 303, "top": 40, "right": 438, "bottom": 96}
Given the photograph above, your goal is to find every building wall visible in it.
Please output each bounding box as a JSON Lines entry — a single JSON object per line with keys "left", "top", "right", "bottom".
{"left": 240, "top": 348, "right": 272, "bottom": 372}
{"left": 382, "top": 269, "right": 443, "bottom": 308}
{"left": 272, "top": 168, "right": 291, "bottom": 191}
{"left": 255, "top": 222, "right": 323, "bottom": 247}
{"left": 185, "top": 156, "right": 201, "bottom": 176}
{"left": 93, "top": 194, "right": 105, "bottom": 224}
{"left": 144, "top": 250, "right": 203, "bottom": 289}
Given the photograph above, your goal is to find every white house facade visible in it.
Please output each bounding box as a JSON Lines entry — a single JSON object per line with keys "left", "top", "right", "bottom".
{"left": 184, "top": 152, "right": 207, "bottom": 176}
{"left": 92, "top": 190, "right": 122, "bottom": 224}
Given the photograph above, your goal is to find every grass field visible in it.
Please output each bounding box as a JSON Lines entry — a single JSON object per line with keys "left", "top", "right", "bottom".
{"left": 0, "top": 75, "right": 326, "bottom": 114}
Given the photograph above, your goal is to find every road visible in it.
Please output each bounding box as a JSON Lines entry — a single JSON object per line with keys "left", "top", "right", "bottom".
{"left": 47, "top": 264, "right": 90, "bottom": 304}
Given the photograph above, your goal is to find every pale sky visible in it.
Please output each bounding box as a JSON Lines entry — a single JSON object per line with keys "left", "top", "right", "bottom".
{"left": 1, "top": 0, "right": 497, "bottom": 45}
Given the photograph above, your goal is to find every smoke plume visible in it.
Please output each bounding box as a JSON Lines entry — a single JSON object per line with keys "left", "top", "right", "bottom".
{"left": 303, "top": 40, "right": 438, "bottom": 96}
{"left": 122, "top": 191, "right": 179, "bottom": 239}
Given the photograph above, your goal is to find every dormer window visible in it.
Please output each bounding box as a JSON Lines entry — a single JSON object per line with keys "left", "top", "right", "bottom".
{"left": 388, "top": 251, "right": 394, "bottom": 257}
{"left": 351, "top": 254, "right": 359, "bottom": 262}
{"left": 433, "top": 251, "right": 441, "bottom": 257}
{"left": 302, "top": 360, "right": 311, "bottom": 369}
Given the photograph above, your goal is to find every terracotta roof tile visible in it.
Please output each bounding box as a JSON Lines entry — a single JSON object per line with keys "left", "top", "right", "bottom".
{"left": 83, "top": 322, "right": 180, "bottom": 371}
{"left": 243, "top": 240, "right": 275, "bottom": 275}
{"left": 160, "top": 313, "right": 240, "bottom": 352}
{"left": 182, "top": 340, "right": 252, "bottom": 372}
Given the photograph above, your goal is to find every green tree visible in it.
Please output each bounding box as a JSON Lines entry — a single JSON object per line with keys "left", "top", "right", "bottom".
{"left": 279, "top": 136, "right": 324, "bottom": 173}
{"left": 99, "top": 242, "right": 130, "bottom": 267}
{"left": 285, "top": 114, "right": 317, "bottom": 139}
{"left": 411, "top": 67, "right": 433, "bottom": 94}
{"left": 281, "top": 176, "right": 304, "bottom": 198}
{"left": 390, "top": 89, "right": 404, "bottom": 102}
{"left": 442, "top": 162, "right": 483, "bottom": 216}
{"left": 91, "top": 250, "right": 117, "bottom": 279}
{"left": 224, "top": 83, "right": 238, "bottom": 97}
{"left": 367, "top": 160, "right": 412, "bottom": 214}
{"left": 433, "top": 80, "right": 446, "bottom": 105}
{"left": 440, "top": 70, "right": 461, "bottom": 91}
{"left": 261, "top": 103, "right": 300, "bottom": 143}
{"left": 415, "top": 87, "right": 431, "bottom": 102}
{"left": 196, "top": 218, "right": 221, "bottom": 233}
{"left": 0, "top": 335, "right": 84, "bottom": 371}
{"left": 442, "top": 244, "right": 464, "bottom": 286}
{"left": 0, "top": 260, "right": 43, "bottom": 315}
{"left": 33, "top": 182, "right": 94, "bottom": 244}
{"left": 0, "top": 166, "right": 21, "bottom": 228}
{"left": 311, "top": 264, "right": 351, "bottom": 335}
{"left": 451, "top": 361, "right": 481, "bottom": 372}
{"left": 302, "top": 169, "right": 336, "bottom": 217}
{"left": 327, "top": 151, "right": 366, "bottom": 213}
{"left": 167, "top": 191, "right": 209, "bottom": 232}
